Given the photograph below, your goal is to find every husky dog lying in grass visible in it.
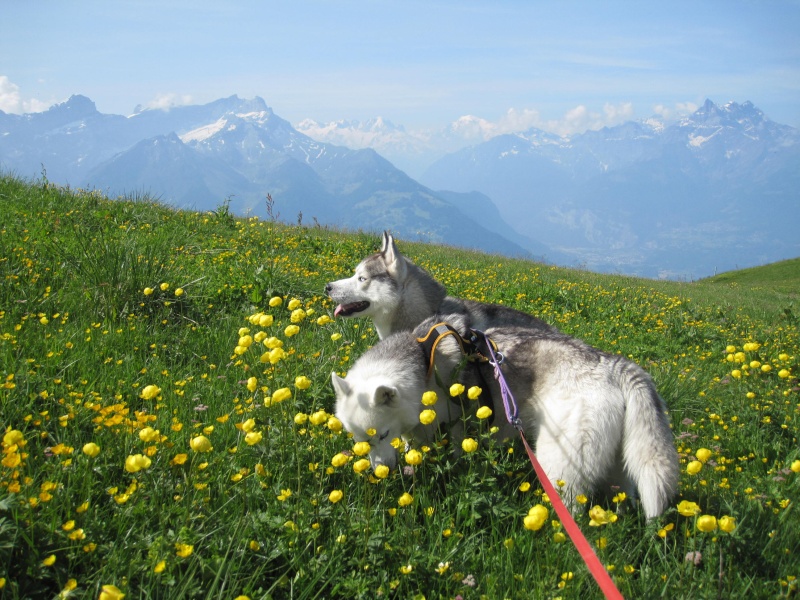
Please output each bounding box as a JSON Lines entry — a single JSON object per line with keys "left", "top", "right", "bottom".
{"left": 331, "top": 313, "right": 680, "bottom": 519}
{"left": 325, "top": 232, "right": 555, "bottom": 339}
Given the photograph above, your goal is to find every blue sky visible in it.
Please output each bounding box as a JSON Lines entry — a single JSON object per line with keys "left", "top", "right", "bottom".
{"left": 2, "top": 0, "right": 799, "bottom": 133}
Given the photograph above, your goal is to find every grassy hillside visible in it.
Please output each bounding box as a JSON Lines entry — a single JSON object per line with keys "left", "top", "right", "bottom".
{"left": 0, "top": 174, "right": 798, "bottom": 599}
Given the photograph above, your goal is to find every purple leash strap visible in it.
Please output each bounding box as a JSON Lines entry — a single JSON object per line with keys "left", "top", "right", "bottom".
{"left": 478, "top": 331, "right": 521, "bottom": 430}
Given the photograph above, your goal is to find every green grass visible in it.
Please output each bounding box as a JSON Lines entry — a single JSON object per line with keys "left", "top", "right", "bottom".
{"left": 0, "top": 174, "right": 798, "bottom": 599}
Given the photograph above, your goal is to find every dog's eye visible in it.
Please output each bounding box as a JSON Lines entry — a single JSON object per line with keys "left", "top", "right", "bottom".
{"left": 358, "top": 276, "right": 367, "bottom": 283}
{"left": 378, "top": 430, "right": 390, "bottom": 441}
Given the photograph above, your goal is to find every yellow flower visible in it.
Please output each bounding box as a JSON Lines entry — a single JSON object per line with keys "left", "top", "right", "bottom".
{"left": 140, "top": 385, "right": 161, "bottom": 400}
{"left": 421, "top": 391, "right": 438, "bottom": 405}
{"left": 419, "top": 409, "right": 437, "bottom": 425}
{"left": 82, "top": 442, "right": 100, "bottom": 457}
{"left": 269, "top": 296, "right": 283, "bottom": 307}
{"left": 287, "top": 298, "right": 302, "bottom": 310}
{"left": 589, "top": 505, "right": 616, "bottom": 526}
{"left": 398, "top": 492, "right": 414, "bottom": 507}
{"left": 524, "top": 505, "right": 548, "bottom": 531}
{"left": 405, "top": 449, "right": 423, "bottom": 465}
{"left": 171, "top": 453, "right": 188, "bottom": 465}
{"left": 99, "top": 585, "right": 125, "bottom": 600}
{"left": 329, "top": 489, "right": 343, "bottom": 503}
{"left": 284, "top": 325, "right": 300, "bottom": 337}
{"left": 696, "top": 448, "right": 712, "bottom": 463}
{"left": 175, "top": 543, "right": 194, "bottom": 558}
{"left": 174, "top": 288, "right": 184, "bottom": 297}
{"left": 144, "top": 287, "right": 154, "bottom": 296}
{"left": 658, "top": 523, "right": 674, "bottom": 538}
{"left": 154, "top": 560, "right": 166, "bottom": 573}
{"left": 42, "top": 554, "right": 56, "bottom": 566}
{"left": 189, "top": 435, "right": 213, "bottom": 453}
{"left": 476, "top": 406, "right": 493, "bottom": 420}
{"left": 246, "top": 377, "right": 258, "bottom": 392}
{"left": 124, "top": 454, "right": 152, "bottom": 473}
{"left": 353, "top": 459, "right": 371, "bottom": 473}
{"left": 677, "top": 500, "right": 701, "bottom": 517}
{"left": 461, "top": 437, "right": 478, "bottom": 453}
{"left": 272, "top": 388, "right": 292, "bottom": 403}
{"left": 696, "top": 515, "right": 717, "bottom": 532}
{"left": 309, "top": 410, "right": 328, "bottom": 425}
{"left": 718, "top": 516, "right": 736, "bottom": 533}
{"left": 467, "top": 386, "right": 482, "bottom": 400}
{"left": 686, "top": 460, "right": 703, "bottom": 475}
{"left": 449, "top": 383, "right": 465, "bottom": 397}
{"left": 241, "top": 418, "right": 256, "bottom": 432}
{"left": 295, "top": 375, "right": 312, "bottom": 390}
{"left": 160, "top": 282, "right": 169, "bottom": 291}
{"left": 327, "top": 416, "right": 343, "bottom": 432}
{"left": 519, "top": 482, "right": 531, "bottom": 492}
{"left": 290, "top": 308, "right": 306, "bottom": 323}
{"left": 374, "top": 465, "right": 390, "bottom": 479}
{"left": 244, "top": 431, "right": 263, "bottom": 445}
{"left": 3, "top": 429, "right": 24, "bottom": 446}
{"left": 778, "top": 369, "right": 790, "bottom": 379}
{"left": 331, "top": 453, "right": 349, "bottom": 468}
{"left": 139, "top": 427, "right": 160, "bottom": 442}
{"left": 553, "top": 532, "right": 566, "bottom": 543}
{"left": 352, "top": 441, "right": 371, "bottom": 456}
{"left": 249, "top": 540, "right": 261, "bottom": 551}
{"left": 791, "top": 460, "right": 800, "bottom": 473}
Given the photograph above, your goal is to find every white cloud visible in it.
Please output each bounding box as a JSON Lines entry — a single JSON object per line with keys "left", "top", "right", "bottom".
{"left": 143, "top": 92, "right": 194, "bottom": 111}
{"left": 0, "top": 76, "right": 49, "bottom": 114}
{"left": 449, "top": 102, "right": 642, "bottom": 140}
{"left": 652, "top": 101, "right": 699, "bottom": 122}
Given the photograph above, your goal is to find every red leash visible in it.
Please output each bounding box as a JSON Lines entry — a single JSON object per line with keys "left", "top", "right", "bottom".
{"left": 519, "top": 432, "right": 625, "bottom": 600}
{"left": 477, "top": 331, "right": 625, "bottom": 600}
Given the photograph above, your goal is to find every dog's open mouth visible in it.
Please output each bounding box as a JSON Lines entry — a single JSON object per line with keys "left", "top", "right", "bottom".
{"left": 334, "top": 301, "right": 370, "bottom": 317}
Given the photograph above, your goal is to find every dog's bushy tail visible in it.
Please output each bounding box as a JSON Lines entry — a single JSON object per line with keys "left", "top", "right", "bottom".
{"left": 618, "top": 360, "right": 680, "bottom": 519}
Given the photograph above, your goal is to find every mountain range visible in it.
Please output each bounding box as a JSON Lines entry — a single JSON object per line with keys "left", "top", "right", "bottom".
{"left": 419, "top": 100, "right": 800, "bottom": 278}
{"left": 1, "top": 96, "right": 798, "bottom": 279}
{"left": 0, "top": 95, "right": 532, "bottom": 257}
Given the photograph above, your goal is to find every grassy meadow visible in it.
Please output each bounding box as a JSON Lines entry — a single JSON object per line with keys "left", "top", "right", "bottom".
{"left": 0, "top": 174, "right": 798, "bottom": 599}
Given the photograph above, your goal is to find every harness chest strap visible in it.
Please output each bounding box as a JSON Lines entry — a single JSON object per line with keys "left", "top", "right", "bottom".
{"left": 415, "top": 323, "right": 497, "bottom": 420}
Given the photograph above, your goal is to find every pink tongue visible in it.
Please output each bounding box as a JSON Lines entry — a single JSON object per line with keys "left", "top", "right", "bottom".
{"left": 334, "top": 304, "right": 345, "bottom": 317}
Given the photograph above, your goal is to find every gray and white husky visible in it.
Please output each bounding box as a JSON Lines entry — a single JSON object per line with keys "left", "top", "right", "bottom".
{"left": 331, "top": 313, "right": 680, "bottom": 519}
{"left": 325, "top": 232, "right": 555, "bottom": 339}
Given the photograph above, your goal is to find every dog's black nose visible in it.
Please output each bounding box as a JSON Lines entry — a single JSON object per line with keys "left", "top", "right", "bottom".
{"left": 324, "top": 283, "right": 332, "bottom": 294}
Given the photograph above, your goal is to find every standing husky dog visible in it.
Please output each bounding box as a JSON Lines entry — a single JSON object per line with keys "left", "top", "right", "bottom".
{"left": 325, "top": 232, "right": 555, "bottom": 339}
{"left": 331, "top": 314, "right": 679, "bottom": 519}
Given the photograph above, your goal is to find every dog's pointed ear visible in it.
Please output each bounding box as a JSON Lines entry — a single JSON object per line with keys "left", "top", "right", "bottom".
{"left": 331, "top": 372, "right": 350, "bottom": 397}
{"left": 372, "top": 384, "right": 398, "bottom": 407}
{"left": 383, "top": 233, "right": 407, "bottom": 280}
{"left": 381, "top": 231, "right": 391, "bottom": 253}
